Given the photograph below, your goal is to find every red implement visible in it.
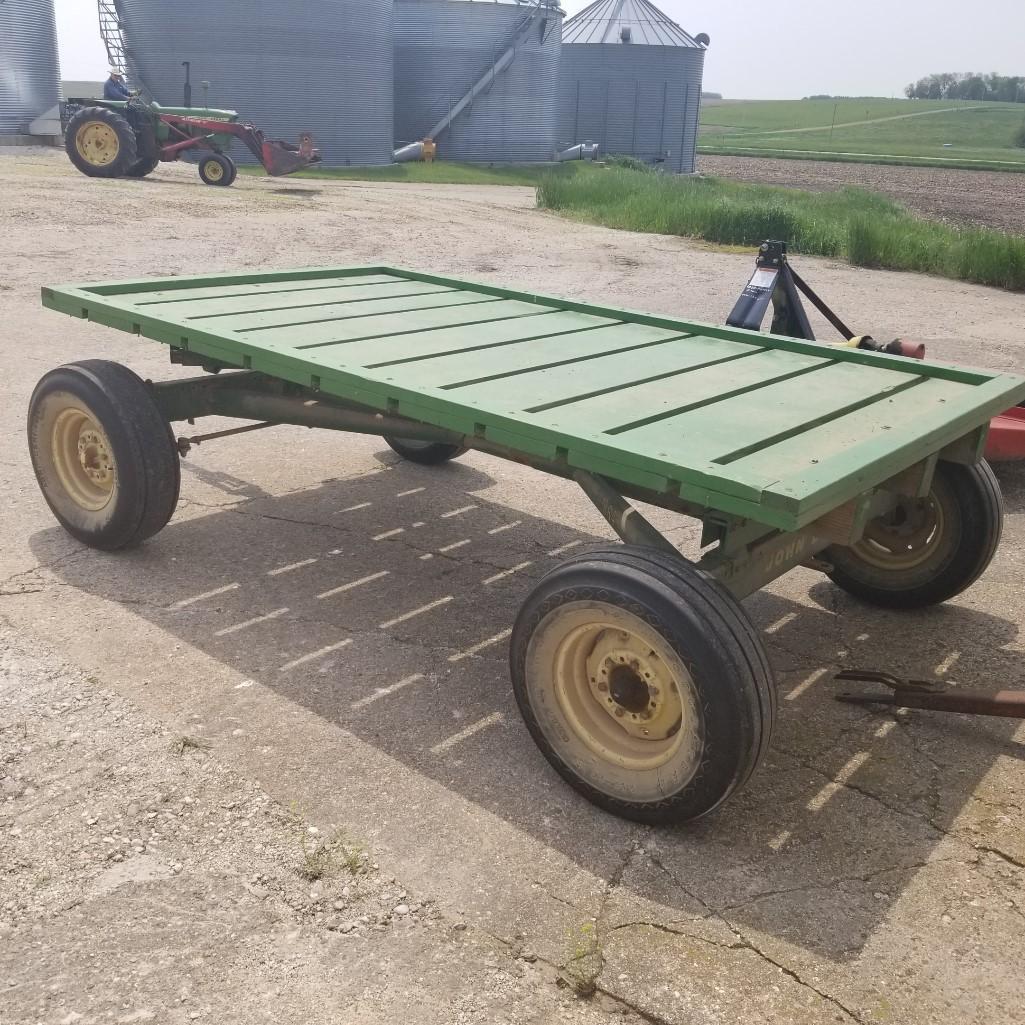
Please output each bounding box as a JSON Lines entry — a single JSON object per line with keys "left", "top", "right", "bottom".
{"left": 158, "top": 113, "right": 321, "bottom": 176}
{"left": 985, "top": 406, "right": 1025, "bottom": 461}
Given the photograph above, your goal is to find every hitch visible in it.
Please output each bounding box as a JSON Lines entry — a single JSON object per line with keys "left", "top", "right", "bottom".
{"left": 835, "top": 670, "right": 1025, "bottom": 719}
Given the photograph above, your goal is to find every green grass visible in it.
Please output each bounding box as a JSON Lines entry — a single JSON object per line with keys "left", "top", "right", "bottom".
{"left": 240, "top": 160, "right": 581, "bottom": 186}
{"left": 536, "top": 167, "right": 1025, "bottom": 291}
{"left": 699, "top": 98, "right": 1025, "bottom": 170}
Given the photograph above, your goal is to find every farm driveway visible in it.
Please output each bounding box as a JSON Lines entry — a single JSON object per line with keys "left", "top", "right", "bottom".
{"left": 2, "top": 147, "right": 1025, "bottom": 1024}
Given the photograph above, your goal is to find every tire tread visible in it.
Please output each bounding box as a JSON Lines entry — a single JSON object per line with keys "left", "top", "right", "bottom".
{"left": 511, "top": 544, "right": 775, "bottom": 825}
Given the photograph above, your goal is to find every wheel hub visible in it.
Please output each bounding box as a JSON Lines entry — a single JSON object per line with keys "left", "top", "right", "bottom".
{"left": 855, "top": 494, "right": 944, "bottom": 570}
{"left": 586, "top": 630, "right": 683, "bottom": 743}
{"left": 77, "top": 429, "right": 113, "bottom": 488}
{"left": 51, "top": 407, "right": 116, "bottom": 512}
{"left": 75, "top": 122, "right": 119, "bottom": 167}
{"left": 204, "top": 160, "right": 224, "bottom": 182}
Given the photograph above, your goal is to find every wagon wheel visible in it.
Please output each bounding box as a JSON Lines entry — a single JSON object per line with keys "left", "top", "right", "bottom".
{"left": 199, "top": 153, "right": 237, "bottom": 187}
{"left": 826, "top": 460, "right": 1002, "bottom": 608}
{"left": 65, "top": 107, "right": 139, "bottom": 178}
{"left": 384, "top": 436, "right": 468, "bottom": 465}
{"left": 27, "top": 361, "right": 181, "bottom": 551}
{"left": 510, "top": 545, "right": 775, "bottom": 825}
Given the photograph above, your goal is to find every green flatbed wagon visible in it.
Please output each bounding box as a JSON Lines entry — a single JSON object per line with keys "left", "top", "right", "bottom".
{"left": 29, "top": 266, "right": 1025, "bottom": 824}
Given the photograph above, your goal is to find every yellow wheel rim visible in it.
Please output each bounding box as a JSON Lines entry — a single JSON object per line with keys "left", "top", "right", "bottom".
{"left": 852, "top": 494, "right": 946, "bottom": 571}
{"left": 543, "top": 604, "right": 701, "bottom": 773}
{"left": 203, "top": 159, "right": 225, "bottom": 182}
{"left": 75, "top": 121, "right": 120, "bottom": 167}
{"left": 51, "top": 407, "right": 116, "bottom": 512}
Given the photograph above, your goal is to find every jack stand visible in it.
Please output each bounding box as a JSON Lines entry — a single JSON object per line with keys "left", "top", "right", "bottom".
{"left": 726, "top": 240, "right": 923, "bottom": 357}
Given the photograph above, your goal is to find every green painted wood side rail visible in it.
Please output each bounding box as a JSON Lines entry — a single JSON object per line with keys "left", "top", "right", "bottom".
{"left": 41, "top": 266, "right": 1025, "bottom": 532}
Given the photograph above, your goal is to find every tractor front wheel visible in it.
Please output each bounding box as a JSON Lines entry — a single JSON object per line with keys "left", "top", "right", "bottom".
{"left": 199, "top": 153, "right": 237, "bottom": 187}
{"left": 66, "top": 106, "right": 138, "bottom": 178}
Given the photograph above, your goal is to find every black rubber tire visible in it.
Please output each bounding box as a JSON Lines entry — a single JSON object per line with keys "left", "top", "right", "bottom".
{"left": 384, "top": 436, "right": 468, "bottom": 465}
{"left": 199, "top": 153, "right": 236, "bottom": 187}
{"left": 27, "top": 361, "right": 181, "bottom": 551}
{"left": 510, "top": 545, "right": 776, "bottom": 825}
{"left": 65, "top": 106, "right": 138, "bottom": 178}
{"left": 125, "top": 153, "right": 161, "bottom": 178}
{"left": 826, "top": 460, "right": 1002, "bottom": 609}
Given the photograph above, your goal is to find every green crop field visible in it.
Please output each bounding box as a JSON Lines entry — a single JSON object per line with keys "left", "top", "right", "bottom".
{"left": 699, "top": 98, "right": 1025, "bottom": 170}
{"left": 536, "top": 167, "right": 1025, "bottom": 292}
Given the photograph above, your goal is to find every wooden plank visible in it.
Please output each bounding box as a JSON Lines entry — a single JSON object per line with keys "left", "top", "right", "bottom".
{"left": 614, "top": 361, "right": 920, "bottom": 467}
{"left": 522, "top": 345, "right": 822, "bottom": 436}
{"left": 253, "top": 299, "right": 553, "bottom": 350}
{"left": 387, "top": 323, "right": 687, "bottom": 389}
{"left": 377, "top": 266, "right": 990, "bottom": 386}
{"left": 455, "top": 334, "right": 765, "bottom": 415}
{"left": 754, "top": 377, "right": 1019, "bottom": 523}
{"left": 166, "top": 281, "right": 455, "bottom": 319}
{"left": 78, "top": 265, "right": 394, "bottom": 296}
{"left": 219, "top": 289, "right": 502, "bottom": 333}
{"left": 128, "top": 274, "right": 406, "bottom": 306}
{"left": 344, "top": 310, "right": 617, "bottom": 368}
{"left": 727, "top": 377, "right": 967, "bottom": 486}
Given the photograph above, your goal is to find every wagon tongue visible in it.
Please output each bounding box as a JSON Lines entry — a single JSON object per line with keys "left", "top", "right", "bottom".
{"left": 260, "top": 132, "right": 321, "bottom": 177}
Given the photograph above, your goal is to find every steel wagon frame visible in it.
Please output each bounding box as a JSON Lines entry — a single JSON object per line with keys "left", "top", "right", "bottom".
{"left": 31, "top": 265, "right": 1025, "bottom": 824}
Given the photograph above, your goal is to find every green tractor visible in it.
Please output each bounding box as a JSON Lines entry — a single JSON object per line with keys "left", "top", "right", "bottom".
{"left": 62, "top": 97, "right": 320, "bottom": 186}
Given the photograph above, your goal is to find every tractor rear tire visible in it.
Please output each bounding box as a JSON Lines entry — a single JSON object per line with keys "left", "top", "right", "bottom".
{"left": 66, "top": 106, "right": 138, "bottom": 178}
{"left": 199, "top": 153, "right": 236, "bottom": 187}
{"left": 27, "top": 360, "right": 181, "bottom": 551}
{"left": 125, "top": 154, "right": 161, "bottom": 178}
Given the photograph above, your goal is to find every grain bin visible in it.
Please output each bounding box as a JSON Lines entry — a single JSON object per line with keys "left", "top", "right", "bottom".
{"left": 394, "top": 0, "right": 564, "bottom": 163}
{"left": 116, "top": 0, "right": 394, "bottom": 165}
{"left": 0, "top": 0, "right": 61, "bottom": 135}
{"left": 559, "top": 0, "right": 706, "bottom": 173}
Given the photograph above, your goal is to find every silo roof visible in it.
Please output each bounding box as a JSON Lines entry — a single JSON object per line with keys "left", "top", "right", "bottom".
{"left": 563, "top": 0, "right": 700, "bottom": 47}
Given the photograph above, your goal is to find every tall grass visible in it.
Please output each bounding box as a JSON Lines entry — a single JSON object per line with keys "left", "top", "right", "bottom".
{"left": 536, "top": 168, "right": 1025, "bottom": 292}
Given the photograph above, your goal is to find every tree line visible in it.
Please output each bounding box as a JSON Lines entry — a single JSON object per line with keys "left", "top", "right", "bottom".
{"left": 905, "top": 72, "right": 1025, "bottom": 102}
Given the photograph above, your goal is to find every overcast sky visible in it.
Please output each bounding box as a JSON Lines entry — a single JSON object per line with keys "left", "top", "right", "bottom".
{"left": 54, "top": 0, "right": 1025, "bottom": 99}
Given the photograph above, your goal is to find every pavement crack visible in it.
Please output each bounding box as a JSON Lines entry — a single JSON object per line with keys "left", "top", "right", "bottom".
{"left": 734, "top": 934, "right": 866, "bottom": 1023}
{"left": 973, "top": 844, "right": 1025, "bottom": 870}
{"left": 645, "top": 852, "right": 865, "bottom": 1022}
{"left": 773, "top": 743, "right": 939, "bottom": 828}
{"left": 530, "top": 880, "right": 582, "bottom": 912}
{"left": 0, "top": 547, "right": 91, "bottom": 594}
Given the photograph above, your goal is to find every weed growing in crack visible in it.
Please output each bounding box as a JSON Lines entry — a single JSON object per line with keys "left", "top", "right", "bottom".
{"left": 559, "top": 920, "right": 602, "bottom": 998}
{"left": 288, "top": 803, "right": 368, "bottom": 881}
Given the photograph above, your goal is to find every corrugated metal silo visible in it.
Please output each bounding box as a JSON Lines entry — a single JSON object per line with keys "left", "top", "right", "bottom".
{"left": 558, "top": 0, "right": 706, "bottom": 173}
{"left": 0, "top": 0, "right": 61, "bottom": 135}
{"left": 394, "top": 0, "right": 564, "bottom": 163}
{"left": 116, "top": 0, "right": 394, "bottom": 165}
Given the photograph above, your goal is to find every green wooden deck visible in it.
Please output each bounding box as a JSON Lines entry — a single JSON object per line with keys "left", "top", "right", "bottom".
{"left": 42, "top": 266, "right": 1025, "bottom": 532}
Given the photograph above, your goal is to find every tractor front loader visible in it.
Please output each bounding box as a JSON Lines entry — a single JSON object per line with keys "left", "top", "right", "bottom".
{"left": 61, "top": 97, "right": 320, "bottom": 187}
